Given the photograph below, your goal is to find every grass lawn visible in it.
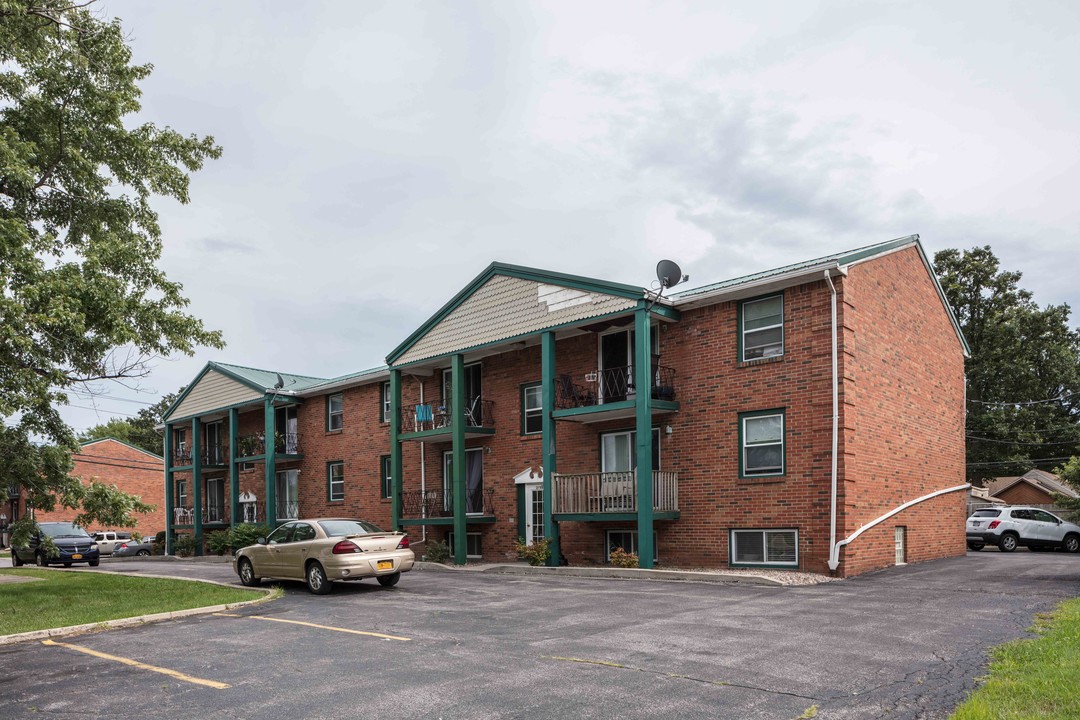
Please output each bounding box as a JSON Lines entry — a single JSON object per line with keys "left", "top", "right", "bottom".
{"left": 952, "top": 597, "right": 1080, "bottom": 719}
{"left": 0, "top": 569, "right": 266, "bottom": 636}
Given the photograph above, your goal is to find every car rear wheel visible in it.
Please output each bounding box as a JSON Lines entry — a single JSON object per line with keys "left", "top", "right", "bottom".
{"left": 377, "top": 572, "right": 401, "bottom": 588}
{"left": 11, "top": 550, "right": 22, "bottom": 567}
{"left": 35, "top": 552, "right": 47, "bottom": 567}
{"left": 306, "top": 562, "right": 331, "bottom": 595}
{"left": 1064, "top": 535, "right": 1080, "bottom": 553}
{"left": 998, "top": 533, "right": 1019, "bottom": 552}
{"left": 238, "top": 558, "right": 261, "bottom": 587}
{"left": 967, "top": 542, "right": 984, "bottom": 551}
{"left": 136, "top": 549, "right": 151, "bottom": 557}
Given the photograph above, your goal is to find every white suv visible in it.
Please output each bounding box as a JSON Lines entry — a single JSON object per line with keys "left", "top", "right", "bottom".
{"left": 966, "top": 506, "right": 1080, "bottom": 553}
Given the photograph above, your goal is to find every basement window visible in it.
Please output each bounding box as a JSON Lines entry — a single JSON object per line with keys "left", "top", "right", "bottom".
{"left": 730, "top": 529, "right": 798, "bottom": 567}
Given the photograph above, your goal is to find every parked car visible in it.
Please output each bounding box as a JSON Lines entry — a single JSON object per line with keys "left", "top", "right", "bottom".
{"left": 91, "top": 530, "right": 132, "bottom": 556}
{"left": 966, "top": 506, "right": 1080, "bottom": 553}
{"left": 11, "top": 522, "right": 100, "bottom": 567}
{"left": 112, "top": 539, "right": 153, "bottom": 557}
{"left": 232, "top": 518, "right": 414, "bottom": 595}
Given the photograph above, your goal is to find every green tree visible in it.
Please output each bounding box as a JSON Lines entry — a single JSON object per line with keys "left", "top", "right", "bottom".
{"left": 1, "top": 1, "right": 223, "bottom": 543}
{"left": 79, "top": 390, "right": 181, "bottom": 456}
{"left": 934, "top": 247, "right": 1080, "bottom": 483}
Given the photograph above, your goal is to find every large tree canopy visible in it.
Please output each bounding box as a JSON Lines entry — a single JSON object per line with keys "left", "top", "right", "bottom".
{"left": 1, "top": 1, "right": 223, "bottom": 541}
{"left": 934, "top": 247, "right": 1080, "bottom": 484}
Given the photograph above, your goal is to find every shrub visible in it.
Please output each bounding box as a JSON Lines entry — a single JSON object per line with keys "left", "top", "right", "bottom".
{"left": 514, "top": 537, "right": 552, "bottom": 567}
{"left": 227, "top": 524, "right": 271, "bottom": 553}
{"left": 609, "top": 547, "right": 639, "bottom": 568}
{"left": 152, "top": 531, "right": 167, "bottom": 555}
{"left": 206, "top": 530, "right": 231, "bottom": 556}
{"left": 425, "top": 539, "right": 450, "bottom": 564}
{"left": 173, "top": 534, "right": 196, "bottom": 557}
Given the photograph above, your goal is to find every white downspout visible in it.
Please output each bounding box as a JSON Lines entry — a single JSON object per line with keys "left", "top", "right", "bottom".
{"left": 824, "top": 270, "right": 841, "bottom": 571}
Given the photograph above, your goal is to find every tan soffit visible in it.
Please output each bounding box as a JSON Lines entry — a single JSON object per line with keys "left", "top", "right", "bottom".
{"left": 169, "top": 369, "right": 263, "bottom": 420}
{"left": 397, "top": 275, "right": 639, "bottom": 365}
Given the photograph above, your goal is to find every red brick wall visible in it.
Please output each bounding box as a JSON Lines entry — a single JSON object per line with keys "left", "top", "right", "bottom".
{"left": 34, "top": 439, "right": 166, "bottom": 537}
{"left": 996, "top": 483, "right": 1054, "bottom": 506}
{"left": 841, "top": 247, "right": 968, "bottom": 576}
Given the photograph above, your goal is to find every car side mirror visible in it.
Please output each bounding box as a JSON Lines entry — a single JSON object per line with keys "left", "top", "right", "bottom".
{"left": 256, "top": 537, "right": 267, "bottom": 545}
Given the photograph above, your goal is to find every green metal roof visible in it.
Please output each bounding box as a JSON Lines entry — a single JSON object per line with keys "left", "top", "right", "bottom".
{"left": 300, "top": 365, "right": 389, "bottom": 393}
{"left": 210, "top": 362, "right": 328, "bottom": 392}
{"left": 672, "top": 235, "right": 918, "bottom": 300}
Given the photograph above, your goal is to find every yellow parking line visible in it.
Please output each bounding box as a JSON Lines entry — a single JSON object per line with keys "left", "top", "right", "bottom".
{"left": 41, "top": 639, "right": 230, "bottom": 689}
{"left": 247, "top": 615, "right": 410, "bottom": 641}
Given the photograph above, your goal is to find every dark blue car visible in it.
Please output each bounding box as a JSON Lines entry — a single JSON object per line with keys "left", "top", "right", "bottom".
{"left": 11, "top": 522, "right": 101, "bottom": 568}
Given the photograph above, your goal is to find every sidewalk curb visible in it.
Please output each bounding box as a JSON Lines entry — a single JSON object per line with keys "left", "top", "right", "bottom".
{"left": 0, "top": 571, "right": 276, "bottom": 647}
{"left": 415, "top": 561, "right": 783, "bottom": 586}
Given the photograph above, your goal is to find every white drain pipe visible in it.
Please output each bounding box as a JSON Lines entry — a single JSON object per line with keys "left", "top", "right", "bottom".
{"left": 824, "top": 270, "right": 840, "bottom": 571}
{"left": 828, "top": 484, "right": 971, "bottom": 570}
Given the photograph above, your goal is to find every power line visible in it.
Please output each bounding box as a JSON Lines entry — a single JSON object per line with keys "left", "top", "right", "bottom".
{"left": 69, "top": 392, "right": 157, "bottom": 407}
{"left": 968, "top": 392, "right": 1075, "bottom": 407}
{"left": 966, "top": 457, "right": 1073, "bottom": 467}
{"left": 967, "top": 436, "right": 1080, "bottom": 446}
{"left": 64, "top": 403, "right": 140, "bottom": 418}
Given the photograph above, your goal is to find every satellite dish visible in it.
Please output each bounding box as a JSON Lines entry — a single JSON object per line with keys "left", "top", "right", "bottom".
{"left": 656, "top": 259, "right": 686, "bottom": 289}
{"left": 274, "top": 373, "right": 284, "bottom": 390}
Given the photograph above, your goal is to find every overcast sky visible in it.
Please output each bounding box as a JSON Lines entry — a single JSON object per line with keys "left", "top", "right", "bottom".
{"left": 65, "top": 0, "right": 1080, "bottom": 433}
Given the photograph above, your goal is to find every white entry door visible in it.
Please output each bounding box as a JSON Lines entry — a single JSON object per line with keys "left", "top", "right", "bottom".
{"left": 524, "top": 483, "right": 544, "bottom": 546}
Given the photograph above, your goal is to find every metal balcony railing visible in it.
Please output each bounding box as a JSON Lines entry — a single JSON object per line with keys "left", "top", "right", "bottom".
{"left": 552, "top": 471, "right": 678, "bottom": 514}
{"left": 202, "top": 444, "right": 228, "bottom": 465}
{"left": 399, "top": 398, "right": 496, "bottom": 432}
{"left": 400, "top": 487, "right": 495, "bottom": 517}
{"left": 173, "top": 445, "right": 193, "bottom": 466}
{"left": 555, "top": 365, "right": 677, "bottom": 409}
{"left": 173, "top": 505, "right": 232, "bottom": 525}
{"left": 7, "top": 484, "right": 20, "bottom": 500}
{"left": 237, "top": 433, "right": 303, "bottom": 457}
{"left": 276, "top": 500, "right": 299, "bottom": 520}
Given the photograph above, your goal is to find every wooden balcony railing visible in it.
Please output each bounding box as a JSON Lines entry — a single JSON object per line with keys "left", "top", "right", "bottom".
{"left": 552, "top": 471, "right": 678, "bottom": 514}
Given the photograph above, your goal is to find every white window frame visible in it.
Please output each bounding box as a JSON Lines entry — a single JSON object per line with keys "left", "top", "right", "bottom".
{"left": 522, "top": 383, "right": 542, "bottom": 435}
{"left": 600, "top": 428, "right": 661, "bottom": 472}
{"left": 740, "top": 294, "right": 784, "bottom": 361}
{"left": 448, "top": 531, "right": 483, "bottom": 559}
{"left": 380, "top": 382, "right": 391, "bottom": 423}
{"left": 741, "top": 411, "right": 785, "bottom": 477}
{"left": 729, "top": 528, "right": 798, "bottom": 567}
{"left": 328, "top": 461, "right": 345, "bottom": 502}
{"left": 604, "top": 529, "right": 658, "bottom": 563}
{"left": 328, "top": 393, "right": 344, "bottom": 431}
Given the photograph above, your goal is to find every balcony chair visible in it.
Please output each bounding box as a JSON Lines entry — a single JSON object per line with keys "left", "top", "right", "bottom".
{"left": 557, "top": 374, "right": 594, "bottom": 408}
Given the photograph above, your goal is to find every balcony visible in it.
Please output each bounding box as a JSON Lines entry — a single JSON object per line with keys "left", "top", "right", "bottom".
{"left": 552, "top": 471, "right": 679, "bottom": 520}
{"left": 552, "top": 365, "right": 678, "bottom": 423}
{"left": 236, "top": 433, "right": 303, "bottom": 459}
{"left": 202, "top": 444, "right": 228, "bottom": 466}
{"left": 7, "top": 484, "right": 20, "bottom": 500}
{"left": 173, "top": 446, "right": 193, "bottom": 467}
{"left": 398, "top": 399, "right": 496, "bottom": 442}
{"left": 173, "top": 504, "right": 231, "bottom": 526}
{"left": 399, "top": 488, "right": 496, "bottom": 525}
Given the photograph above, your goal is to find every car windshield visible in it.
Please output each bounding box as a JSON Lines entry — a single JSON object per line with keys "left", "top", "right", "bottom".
{"left": 971, "top": 509, "right": 1001, "bottom": 518}
{"left": 319, "top": 520, "right": 383, "bottom": 537}
{"left": 41, "top": 522, "right": 90, "bottom": 539}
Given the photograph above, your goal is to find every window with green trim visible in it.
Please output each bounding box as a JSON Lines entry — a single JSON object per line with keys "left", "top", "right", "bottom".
{"left": 328, "top": 461, "right": 344, "bottom": 502}
{"left": 380, "top": 382, "right": 391, "bottom": 423}
{"left": 730, "top": 529, "right": 797, "bottom": 567}
{"left": 380, "top": 455, "right": 392, "bottom": 499}
{"left": 521, "top": 383, "right": 542, "bottom": 435}
{"left": 740, "top": 294, "right": 784, "bottom": 361}
{"left": 448, "top": 531, "right": 482, "bottom": 558}
{"left": 327, "top": 393, "right": 343, "bottom": 431}
{"left": 740, "top": 410, "right": 784, "bottom": 477}
{"left": 605, "top": 530, "right": 658, "bottom": 563}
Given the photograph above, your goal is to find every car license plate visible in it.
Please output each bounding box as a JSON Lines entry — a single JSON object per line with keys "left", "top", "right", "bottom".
{"left": 377, "top": 560, "right": 393, "bottom": 570}
{"left": 971, "top": 522, "right": 981, "bottom": 528}
{"left": 71, "top": 554, "right": 82, "bottom": 560}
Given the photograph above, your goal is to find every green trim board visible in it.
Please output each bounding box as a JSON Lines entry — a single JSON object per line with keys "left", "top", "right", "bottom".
{"left": 164, "top": 397, "right": 268, "bottom": 426}
{"left": 738, "top": 408, "right": 787, "bottom": 479}
{"left": 516, "top": 485, "right": 526, "bottom": 541}
{"left": 399, "top": 516, "right": 497, "bottom": 526}
{"left": 399, "top": 427, "right": 496, "bottom": 442}
{"left": 552, "top": 400, "right": 680, "bottom": 421}
{"left": 554, "top": 511, "right": 680, "bottom": 522}
{"left": 386, "top": 262, "right": 649, "bottom": 365}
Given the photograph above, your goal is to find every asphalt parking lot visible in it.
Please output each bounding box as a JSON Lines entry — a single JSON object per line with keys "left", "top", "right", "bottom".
{"left": 2, "top": 550, "right": 1078, "bottom": 720}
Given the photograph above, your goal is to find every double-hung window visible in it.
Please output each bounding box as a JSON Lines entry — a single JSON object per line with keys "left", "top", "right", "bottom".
{"left": 740, "top": 410, "right": 785, "bottom": 477}
{"left": 380, "top": 382, "right": 391, "bottom": 423}
{"left": 380, "top": 455, "right": 392, "bottom": 499}
{"left": 740, "top": 294, "right": 784, "bottom": 361}
{"left": 327, "top": 393, "right": 343, "bottom": 431}
{"left": 328, "top": 462, "right": 344, "bottom": 502}
{"left": 521, "top": 383, "right": 542, "bottom": 435}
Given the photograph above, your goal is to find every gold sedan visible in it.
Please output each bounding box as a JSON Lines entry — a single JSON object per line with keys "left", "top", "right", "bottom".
{"left": 233, "top": 518, "right": 415, "bottom": 594}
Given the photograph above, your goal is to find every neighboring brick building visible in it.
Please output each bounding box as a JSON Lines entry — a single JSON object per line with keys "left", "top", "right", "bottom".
{"left": 162, "top": 235, "right": 969, "bottom": 577}
{"left": 13, "top": 438, "right": 165, "bottom": 538}
{"left": 986, "top": 469, "right": 1078, "bottom": 506}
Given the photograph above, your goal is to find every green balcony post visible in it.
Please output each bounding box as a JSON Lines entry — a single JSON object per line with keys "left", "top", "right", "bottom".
{"left": 541, "top": 331, "right": 561, "bottom": 566}
{"left": 265, "top": 396, "right": 277, "bottom": 527}
{"left": 451, "top": 353, "right": 467, "bottom": 564}
{"left": 164, "top": 423, "right": 174, "bottom": 555}
{"left": 229, "top": 407, "right": 239, "bottom": 529}
{"left": 634, "top": 307, "right": 655, "bottom": 568}
{"left": 191, "top": 417, "right": 203, "bottom": 557}
{"left": 390, "top": 369, "right": 402, "bottom": 531}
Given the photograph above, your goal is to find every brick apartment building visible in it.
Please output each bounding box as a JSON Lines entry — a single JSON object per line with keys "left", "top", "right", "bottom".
{"left": 161, "top": 235, "right": 969, "bottom": 577}
{"left": 6, "top": 438, "right": 166, "bottom": 539}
